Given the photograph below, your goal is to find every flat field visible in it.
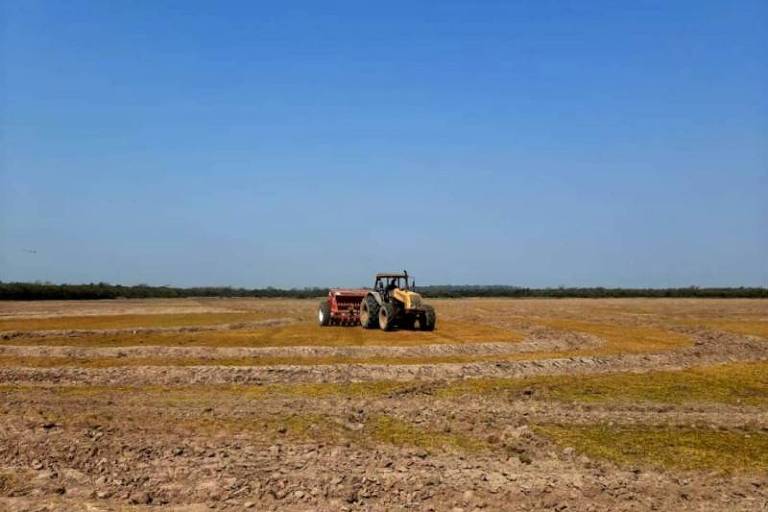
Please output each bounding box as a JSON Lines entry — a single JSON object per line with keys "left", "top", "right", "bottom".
{"left": 1, "top": 298, "right": 767, "bottom": 511}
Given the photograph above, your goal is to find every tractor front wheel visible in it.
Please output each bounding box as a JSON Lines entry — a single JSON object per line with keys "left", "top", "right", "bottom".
{"left": 360, "top": 295, "right": 380, "bottom": 329}
{"left": 318, "top": 301, "right": 331, "bottom": 326}
{"left": 419, "top": 305, "right": 436, "bottom": 331}
{"left": 379, "top": 303, "right": 396, "bottom": 331}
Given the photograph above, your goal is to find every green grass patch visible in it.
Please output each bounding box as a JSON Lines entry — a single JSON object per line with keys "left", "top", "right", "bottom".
{"left": 536, "top": 424, "right": 768, "bottom": 473}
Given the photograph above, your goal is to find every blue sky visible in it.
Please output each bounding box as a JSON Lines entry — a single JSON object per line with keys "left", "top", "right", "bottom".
{"left": 1, "top": 1, "right": 766, "bottom": 288}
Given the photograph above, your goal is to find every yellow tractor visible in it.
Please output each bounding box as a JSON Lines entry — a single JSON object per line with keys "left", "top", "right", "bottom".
{"left": 359, "top": 271, "right": 436, "bottom": 331}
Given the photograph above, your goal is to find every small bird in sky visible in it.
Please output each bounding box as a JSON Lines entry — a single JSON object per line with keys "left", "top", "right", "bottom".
{"left": 23, "top": 249, "right": 38, "bottom": 254}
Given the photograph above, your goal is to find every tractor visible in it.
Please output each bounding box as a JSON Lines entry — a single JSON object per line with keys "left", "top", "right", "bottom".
{"left": 360, "top": 271, "right": 436, "bottom": 331}
{"left": 317, "top": 271, "right": 436, "bottom": 331}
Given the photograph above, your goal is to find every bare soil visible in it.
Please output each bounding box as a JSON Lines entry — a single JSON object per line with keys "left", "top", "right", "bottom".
{"left": 1, "top": 298, "right": 766, "bottom": 511}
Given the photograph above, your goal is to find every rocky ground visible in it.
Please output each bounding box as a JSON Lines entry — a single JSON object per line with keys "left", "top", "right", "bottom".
{"left": 0, "top": 298, "right": 766, "bottom": 511}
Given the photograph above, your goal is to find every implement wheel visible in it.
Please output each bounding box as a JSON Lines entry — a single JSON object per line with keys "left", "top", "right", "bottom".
{"left": 360, "top": 295, "right": 380, "bottom": 329}
{"left": 419, "top": 305, "right": 436, "bottom": 331}
{"left": 318, "top": 301, "right": 331, "bottom": 326}
{"left": 379, "top": 302, "right": 396, "bottom": 331}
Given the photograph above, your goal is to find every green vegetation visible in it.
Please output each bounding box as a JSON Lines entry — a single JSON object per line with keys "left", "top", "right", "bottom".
{"left": 422, "top": 285, "right": 768, "bottom": 299}
{"left": 536, "top": 424, "right": 768, "bottom": 473}
{"left": 0, "top": 282, "right": 327, "bottom": 300}
{"left": 2, "top": 281, "right": 766, "bottom": 300}
{"left": 437, "top": 362, "right": 768, "bottom": 406}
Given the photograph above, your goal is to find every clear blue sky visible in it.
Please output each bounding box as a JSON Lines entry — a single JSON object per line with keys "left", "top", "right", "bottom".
{"left": 1, "top": 1, "right": 766, "bottom": 288}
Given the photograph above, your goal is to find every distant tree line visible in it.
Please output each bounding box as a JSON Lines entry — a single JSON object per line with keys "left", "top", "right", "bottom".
{"left": 1, "top": 281, "right": 766, "bottom": 300}
{"left": 417, "top": 285, "right": 768, "bottom": 299}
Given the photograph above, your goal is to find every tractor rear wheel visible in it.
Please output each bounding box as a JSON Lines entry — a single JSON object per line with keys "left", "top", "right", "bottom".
{"left": 419, "top": 305, "right": 436, "bottom": 331}
{"left": 379, "top": 302, "right": 396, "bottom": 331}
{"left": 318, "top": 301, "right": 331, "bottom": 326}
{"left": 360, "top": 295, "right": 380, "bottom": 329}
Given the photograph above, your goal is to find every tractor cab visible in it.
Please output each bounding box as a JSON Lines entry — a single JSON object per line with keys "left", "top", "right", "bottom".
{"left": 374, "top": 271, "right": 415, "bottom": 299}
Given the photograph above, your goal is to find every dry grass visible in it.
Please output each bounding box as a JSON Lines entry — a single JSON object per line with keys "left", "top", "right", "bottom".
{"left": 0, "top": 352, "right": 518, "bottom": 368}
{"left": 221, "top": 319, "right": 523, "bottom": 346}
{"left": 438, "top": 361, "right": 768, "bottom": 406}
{"left": 0, "top": 381, "right": 412, "bottom": 402}
{"left": 185, "top": 413, "right": 489, "bottom": 452}
{"left": 6, "top": 361, "right": 765, "bottom": 407}
{"left": 0, "top": 317, "right": 690, "bottom": 366}
{"left": 1, "top": 388, "right": 488, "bottom": 453}
{"left": 536, "top": 424, "right": 768, "bottom": 473}
{"left": 3, "top": 298, "right": 766, "bottom": 365}
{"left": 176, "top": 412, "right": 349, "bottom": 442}
{"left": 0, "top": 470, "right": 32, "bottom": 496}
{"left": 538, "top": 319, "right": 692, "bottom": 354}
{"left": 5, "top": 318, "right": 523, "bottom": 348}
{"left": 692, "top": 320, "right": 768, "bottom": 339}
{"left": 370, "top": 415, "right": 487, "bottom": 453}
{"left": 0, "top": 312, "right": 278, "bottom": 332}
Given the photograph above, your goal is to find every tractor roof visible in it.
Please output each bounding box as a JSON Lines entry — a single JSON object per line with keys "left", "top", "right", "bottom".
{"left": 375, "top": 272, "right": 408, "bottom": 279}
{"left": 329, "top": 288, "right": 368, "bottom": 295}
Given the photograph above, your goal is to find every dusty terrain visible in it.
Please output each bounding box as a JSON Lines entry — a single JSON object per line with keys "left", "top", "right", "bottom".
{"left": 1, "top": 298, "right": 767, "bottom": 511}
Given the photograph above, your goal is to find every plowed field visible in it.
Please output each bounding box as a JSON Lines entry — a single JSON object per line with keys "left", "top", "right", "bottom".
{"left": 1, "top": 298, "right": 766, "bottom": 511}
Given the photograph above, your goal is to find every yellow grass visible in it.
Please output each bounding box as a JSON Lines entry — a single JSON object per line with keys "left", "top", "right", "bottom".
{"left": 437, "top": 361, "right": 768, "bottom": 406}
{"left": 371, "top": 416, "right": 487, "bottom": 453}
{"left": 536, "top": 424, "right": 768, "bottom": 473}
{"left": 0, "top": 470, "right": 33, "bottom": 495}
{"left": 0, "top": 388, "right": 486, "bottom": 452}
{"left": 185, "top": 413, "right": 490, "bottom": 452}
{"left": 694, "top": 320, "right": 768, "bottom": 339}
{"left": 4, "top": 319, "right": 523, "bottom": 348}
{"left": 0, "top": 319, "right": 698, "bottom": 368}
{"left": 0, "top": 353, "right": 518, "bottom": 368}
{"left": 0, "top": 381, "right": 412, "bottom": 401}
{"left": 0, "top": 312, "right": 278, "bottom": 332}
{"left": 538, "top": 319, "right": 692, "bottom": 354}
{"left": 6, "top": 361, "right": 765, "bottom": 406}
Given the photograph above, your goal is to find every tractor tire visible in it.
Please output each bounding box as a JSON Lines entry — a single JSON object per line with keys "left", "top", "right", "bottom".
{"left": 379, "top": 302, "right": 396, "bottom": 331}
{"left": 420, "top": 305, "right": 436, "bottom": 331}
{"left": 318, "top": 301, "right": 331, "bottom": 326}
{"left": 360, "top": 295, "right": 380, "bottom": 329}
{"left": 400, "top": 315, "right": 416, "bottom": 330}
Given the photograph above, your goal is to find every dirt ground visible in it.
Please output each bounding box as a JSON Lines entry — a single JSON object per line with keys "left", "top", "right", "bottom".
{"left": 1, "top": 298, "right": 767, "bottom": 511}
